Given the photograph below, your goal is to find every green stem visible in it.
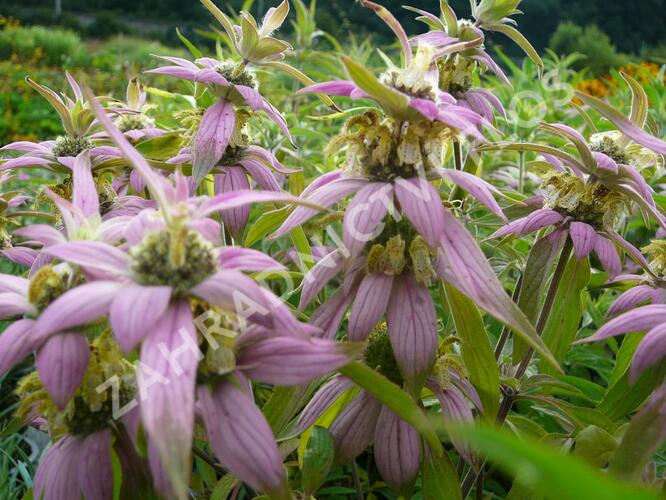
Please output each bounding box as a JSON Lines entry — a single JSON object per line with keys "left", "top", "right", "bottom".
{"left": 515, "top": 236, "right": 573, "bottom": 378}
{"left": 351, "top": 460, "right": 365, "bottom": 500}
{"left": 518, "top": 151, "right": 525, "bottom": 194}
{"left": 453, "top": 140, "right": 463, "bottom": 171}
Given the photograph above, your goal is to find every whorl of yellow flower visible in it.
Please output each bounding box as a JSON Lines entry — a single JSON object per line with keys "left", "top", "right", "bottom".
{"left": 328, "top": 110, "right": 452, "bottom": 181}
{"left": 542, "top": 172, "right": 629, "bottom": 229}
{"left": 16, "top": 331, "right": 136, "bottom": 438}
{"left": 438, "top": 55, "right": 477, "bottom": 95}
{"left": 643, "top": 240, "right": 666, "bottom": 278}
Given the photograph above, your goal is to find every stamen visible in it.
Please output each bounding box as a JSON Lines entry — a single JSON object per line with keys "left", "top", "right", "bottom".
{"left": 52, "top": 136, "right": 93, "bottom": 158}
{"left": 363, "top": 322, "right": 403, "bottom": 385}
{"left": 130, "top": 229, "right": 218, "bottom": 296}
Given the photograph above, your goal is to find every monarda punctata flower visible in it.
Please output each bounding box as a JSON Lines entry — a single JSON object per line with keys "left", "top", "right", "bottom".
{"left": 167, "top": 144, "right": 297, "bottom": 237}
{"left": 407, "top": 0, "right": 543, "bottom": 86}
{"left": 0, "top": 73, "right": 126, "bottom": 173}
{"left": 147, "top": 0, "right": 316, "bottom": 185}
{"left": 297, "top": 324, "right": 480, "bottom": 494}
{"left": 489, "top": 76, "right": 666, "bottom": 277}
{"left": 15, "top": 332, "right": 150, "bottom": 500}
{"left": 25, "top": 96, "right": 353, "bottom": 499}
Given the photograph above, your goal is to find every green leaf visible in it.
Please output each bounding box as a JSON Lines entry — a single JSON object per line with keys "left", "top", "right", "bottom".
{"left": 574, "top": 425, "right": 617, "bottom": 468}
{"left": 200, "top": 0, "right": 237, "bottom": 45}
{"left": 597, "top": 355, "right": 666, "bottom": 421}
{"left": 487, "top": 24, "right": 544, "bottom": 76}
{"left": 340, "top": 56, "right": 416, "bottom": 121}
{"left": 540, "top": 255, "right": 590, "bottom": 374}
{"left": 620, "top": 72, "right": 649, "bottom": 129}
{"left": 244, "top": 207, "right": 289, "bottom": 247}
{"left": 448, "top": 424, "right": 660, "bottom": 500}
{"left": 263, "top": 384, "right": 316, "bottom": 437}
{"left": 421, "top": 453, "right": 462, "bottom": 500}
{"left": 135, "top": 133, "right": 184, "bottom": 160}
{"left": 111, "top": 449, "right": 123, "bottom": 500}
{"left": 176, "top": 28, "right": 202, "bottom": 59}
{"left": 338, "top": 361, "right": 443, "bottom": 456}
{"left": 290, "top": 226, "right": 314, "bottom": 271}
{"left": 610, "top": 386, "right": 666, "bottom": 481}
{"left": 514, "top": 232, "right": 565, "bottom": 362}
{"left": 302, "top": 426, "right": 335, "bottom": 494}
{"left": 211, "top": 474, "right": 238, "bottom": 500}
{"left": 443, "top": 283, "right": 500, "bottom": 420}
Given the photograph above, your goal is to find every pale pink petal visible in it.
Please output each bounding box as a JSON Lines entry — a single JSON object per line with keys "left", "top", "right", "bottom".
{"left": 394, "top": 177, "right": 444, "bottom": 248}
{"left": 198, "top": 381, "right": 289, "bottom": 496}
{"left": 584, "top": 305, "right": 666, "bottom": 342}
{"left": 238, "top": 337, "right": 354, "bottom": 385}
{"left": 44, "top": 241, "right": 130, "bottom": 275}
{"left": 441, "top": 169, "right": 506, "bottom": 221}
{"left": 36, "top": 332, "right": 89, "bottom": 408}
{"left": 373, "top": 406, "right": 420, "bottom": 491}
{"left": 594, "top": 235, "right": 622, "bottom": 278}
{"left": 218, "top": 247, "right": 286, "bottom": 272}
{"left": 110, "top": 284, "right": 172, "bottom": 353}
{"left": 518, "top": 208, "right": 564, "bottom": 236}
{"left": 299, "top": 250, "right": 345, "bottom": 311}
{"left": 138, "top": 301, "right": 197, "bottom": 499}
{"left": 0, "top": 274, "right": 29, "bottom": 294}
{"left": 214, "top": 167, "right": 250, "bottom": 236}
{"left": 297, "top": 376, "right": 355, "bottom": 431}
{"left": 632, "top": 324, "right": 666, "bottom": 381}
{"left": 0, "top": 292, "right": 32, "bottom": 318}
{"left": 271, "top": 178, "right": 369, "bottom": 239}
{"left": 238, "top": 158, "right": 281, "bottom": 191}
{"left": 35, "top": 281, "right": 123, "bottom": 339}
{"left": 78, "top": 429, "right": 113, "bottom": 500}
{"left": 72, "top": 150, "right": 99, "bottom": 217}
{"left": 0, "top": 319, "right": 39, "bottom": 375}
{"left": 386, "top": 275, "right": 438, "bottom": 391}
{"left": 310, "top": 288, "right": 354, "bottom": 340}
{"left": 343, "top": 183, "right": 393, "bottom": 256}
{"left": 593, "top": 151, "right": 619, "bottom": 174}
{"left": 607, "top": 285, "right": 658, "bottom": 318}
{"left": 297, "top": 80, "right": 358, "bottom": 96}
{"left": 193, "top": 100, "right": 236, "bottom": 185}
{"left": 329, "top": 390, "right": 382, "bottom": 463}
{"left": 13, "top": 224, "right": 66, "bottom": 246}
{"left": 348, "top": 273, "right": 394, "bottom": 341}
{"left": 569, "top": 222, "right": 596, "bottom": 259}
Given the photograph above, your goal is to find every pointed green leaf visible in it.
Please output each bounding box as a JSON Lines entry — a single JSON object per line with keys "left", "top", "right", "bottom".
{"left": 302, "top": 426, "right": 335, "bottom": 495}
{"left": 487, "top": 24, "right": 543, "bottom": 76}
{"left": 443, "top": 283, "right": 500, "bottom": 420}
{"left": 448, "top": 424, "right": 660, "bottom": 500}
